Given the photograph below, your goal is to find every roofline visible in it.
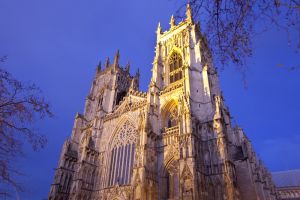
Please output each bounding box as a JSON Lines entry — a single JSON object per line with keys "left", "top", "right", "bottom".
{"left": 272, "top": 169, "right": 300, "bottom": 174}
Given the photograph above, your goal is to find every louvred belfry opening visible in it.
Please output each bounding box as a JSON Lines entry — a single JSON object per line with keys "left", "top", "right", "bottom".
{"left": 168, "top": 52, "right": 183, "bottom": 84}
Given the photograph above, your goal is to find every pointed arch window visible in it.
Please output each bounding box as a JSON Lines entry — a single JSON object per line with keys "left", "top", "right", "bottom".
{"left": 166, "top": 107, "right": 178, "bottom": 128}
{"left": 108, "top": 121, "right": 137, "bottom": 186}
{"left": 163, "top": 104, "right": 178, "bottom": 129}
{"left": 168, "top": 52, "right": 183, "bottom": 84}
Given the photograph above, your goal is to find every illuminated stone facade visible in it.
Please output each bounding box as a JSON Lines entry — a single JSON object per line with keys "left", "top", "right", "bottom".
{"left": 49, "top": 5, "right": 278, "bottom": 200}
{"left": 276, "top": 187, "right": 300, "bottom": 200}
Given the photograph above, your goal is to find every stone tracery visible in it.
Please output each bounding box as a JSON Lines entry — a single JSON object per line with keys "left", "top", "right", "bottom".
{"left": 168, "top": 51, "right": 183, "bottom": 84}
{"left": 108, "top": 121, "right": 137, "bottom": 187}
{"left": 111, "top": 121, "right": 138, "bottom": 148}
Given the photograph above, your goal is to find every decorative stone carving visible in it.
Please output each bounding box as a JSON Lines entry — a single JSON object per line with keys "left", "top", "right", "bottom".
{"left": 111, "top": 121, "right": 137, "bottom": 148}
{"left": 134, "top": 146, "right": 143, "bottom": 167}
{"left": 164, "top": 144, "right": 180, "bottom": 165}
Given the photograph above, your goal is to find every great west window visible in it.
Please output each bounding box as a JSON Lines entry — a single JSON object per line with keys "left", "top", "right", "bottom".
{"left": 107, "top": 121, "right": 137, "bottom": 186}
{"left": 169, "top": 52, "right": 183, "bottom": 84}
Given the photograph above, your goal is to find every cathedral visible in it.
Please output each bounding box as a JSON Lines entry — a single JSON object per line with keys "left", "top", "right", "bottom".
{"left": 49, "top": 5, "right": 278, "bottom": 200}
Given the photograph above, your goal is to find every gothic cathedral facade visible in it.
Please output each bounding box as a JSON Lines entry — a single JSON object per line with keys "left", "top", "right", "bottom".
{"left": 49, "top": 5, "right": 278, "bottom": 200}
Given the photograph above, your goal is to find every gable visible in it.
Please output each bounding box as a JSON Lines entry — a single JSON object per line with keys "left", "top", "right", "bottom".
{"left": 104, "top": 92, "right": 147, "bottom": 122}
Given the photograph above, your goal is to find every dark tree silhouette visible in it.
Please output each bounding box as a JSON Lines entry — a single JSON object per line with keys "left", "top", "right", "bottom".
{"left": 0, "top": 56, "right": 53, "bottom": 198}
{"left": 176, "top": 0, "right": 299, "bottom": 74}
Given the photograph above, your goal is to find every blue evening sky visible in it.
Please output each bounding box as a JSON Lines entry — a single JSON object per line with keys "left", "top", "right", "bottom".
{"left": 0, "top": 0, "right": 299, "bottom": 199}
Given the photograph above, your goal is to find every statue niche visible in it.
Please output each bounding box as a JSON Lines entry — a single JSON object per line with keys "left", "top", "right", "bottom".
{"left": 181, "top": 164, "right": 193, "bottom": 200}
{"left": 97, "top": 89, "right": 104, "bottom": 110}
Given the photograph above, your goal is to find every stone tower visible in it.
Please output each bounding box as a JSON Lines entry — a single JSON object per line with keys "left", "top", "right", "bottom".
{"left": 49, "top": 5, "right": 278, "bottom": 200}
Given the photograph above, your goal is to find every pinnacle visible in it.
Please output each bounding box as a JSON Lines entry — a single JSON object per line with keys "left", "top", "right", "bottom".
{"left": 170, "top": 15, "right": 175, "bottom": 27}
{"left": 97, "top": 61, "right": 101, "bottom": 72}
{"left": 186, "top": 3, "right": 193, "bottom": 23}
{"left": 105, "top": 57, "right": 110, "bottom": 68}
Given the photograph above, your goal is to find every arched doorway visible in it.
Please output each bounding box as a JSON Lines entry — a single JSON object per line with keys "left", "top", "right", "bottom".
{"left": 161, "top": 160, "right": 180, "bottom": 200}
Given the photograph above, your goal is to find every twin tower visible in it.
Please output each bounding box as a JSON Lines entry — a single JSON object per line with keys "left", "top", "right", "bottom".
{"left": 49, "top": 5, "right": 278, "bottom": 200}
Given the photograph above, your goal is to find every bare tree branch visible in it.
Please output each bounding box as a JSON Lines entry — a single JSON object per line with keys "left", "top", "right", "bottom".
{"left": 0, "top": 58, "right": 53, "bottom": 198}
{"left": 176, "top": 0, "right": 299, "bottom": 75}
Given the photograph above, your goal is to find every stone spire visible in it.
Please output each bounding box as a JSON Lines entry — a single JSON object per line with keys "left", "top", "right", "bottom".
{"left": 135, "top": 67, "right": 140, "bottom": 79}
{"left": 156, "top": 22, "right": 162, "bottom": 41}
{"left": 135, "top": 68, "right": 140, "bottom": 89}
{"left": 97, "top": 61, "right": 101, "bottom": 73}
{"left": 186, "top": 3, "right": 193, "bottom": 23}
{"left": 129, "top": 78, "right": 137, "bottom": 91}
{"left": 105, "top": 57, "right": 110, "bottom": 68}
{"left": 113, "top": 49, "right": 120, "bottom": 67}
{"left": 125, "top": 62, "right": 130, "bottom": 72}
{"left": 169, "top": 15, "right": 175, "bottom": 28}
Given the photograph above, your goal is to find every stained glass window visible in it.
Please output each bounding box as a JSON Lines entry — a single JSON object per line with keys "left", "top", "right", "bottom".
{"left": 108, "top": 121, "right": 137, "bottom": 186}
